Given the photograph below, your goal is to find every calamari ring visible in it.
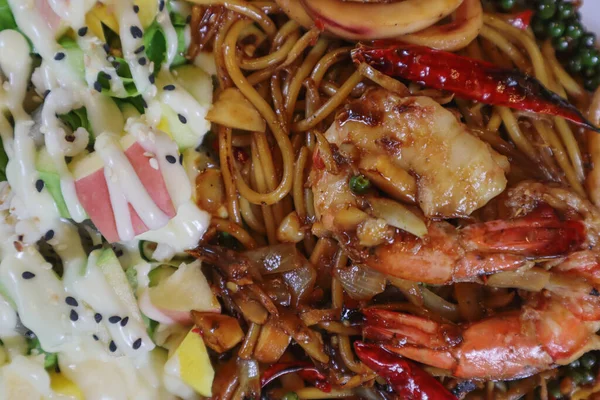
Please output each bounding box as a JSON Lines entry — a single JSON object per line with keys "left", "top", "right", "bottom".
{"left": 299, "top": 0, "right": 464, "bottom": 40}
{"left": 401, "top": 0, "right": 482, "bottom": 51}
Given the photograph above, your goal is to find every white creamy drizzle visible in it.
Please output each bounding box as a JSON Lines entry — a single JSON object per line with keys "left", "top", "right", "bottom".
{"left": 78, "top": 35, "right": 128, "bottom": 98}
{"left": 128, "top": 120, "right": 191, "bottom": 207}
{"left": 111, "top": 0, "right": 156, "bottom": 101}
{"left": 156, "top": 3, "right": 179, "bottom": 68}
{"left": 161, "top": 84, "right": 211, "bottom": 142}
{"left": 46, "top": 0, "right": 93, "bottom": 28}
{"left": 95, "top": 132, "right": 170, "bottom": 233}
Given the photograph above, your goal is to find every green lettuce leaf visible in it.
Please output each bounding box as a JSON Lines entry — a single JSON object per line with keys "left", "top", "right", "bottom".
{"left": 0, "top": 0, "right": 18, "bottom": 32}
{"left": 27, "top": 337, "right": 58, "bottom": 370}
{"left": 143, "top": 17, "right": 187, "bottom": 74}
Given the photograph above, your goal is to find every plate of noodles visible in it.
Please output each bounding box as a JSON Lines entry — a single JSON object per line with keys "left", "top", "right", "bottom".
{"left": 2, "top": 0, "right": 600, "bottom": 399}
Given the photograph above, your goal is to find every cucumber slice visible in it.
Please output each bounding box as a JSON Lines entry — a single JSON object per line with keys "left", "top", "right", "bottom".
{"left": 35, "top": 149, "right": 71, "bottom": 219}
{"left": 148, "top": 265, "right": 176, "bottom": 287}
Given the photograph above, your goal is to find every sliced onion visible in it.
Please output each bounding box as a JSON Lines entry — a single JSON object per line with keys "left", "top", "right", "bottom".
{"left": 335, "top": 264, "right": 386, "bottom": 300}
{"left": 421, "top": 287, "right": 461, "bottom": 323}
{"left": 282, "top": 261, "right": 316, "bottom": 306}
{"left": 244, "top": 244, "right": 304, "bottom": 275}
{"left": 388, "top": 277, "right": 424, "bottom": 306}
{"left": 367, "top": 197, "right": 427, "bottom": 238}
{"left": 237, "top": 358, "right": 261, "bottom": 399}
{"left": 485, "top": 267, "right": 550, "bottom": 292}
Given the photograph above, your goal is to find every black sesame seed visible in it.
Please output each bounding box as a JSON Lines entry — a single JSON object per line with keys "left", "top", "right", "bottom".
{"left": 179, "top": 154, "right": 183, "bottom": 164}
{"left": 92, "top": 334, "right": 99, "bottom": 341}
{"left": 35, "top": 179, "right": 44, "bottom": 192}
{"left": 133, "top": 5, "right": 139, "bottom": 13}
{"left": 54, "top": 52, "right": 65, "bottom": 61}
{"left": 65, "top": 296, "right": 78, "bottom": 307}
{"left": 148, "top": 74, "right": 155, "bottom": 84}
{"left": 99, "top": 71, "right": 112, "bottom": 80}
{"left": 43, "top": 89, "right": 51, "bottom": 98}
{"left": 109, "top": 340, "right": 117, "bottom": 352}
{"left": 130, "top": 25, "right": 143, "bottom": 39}
{"left": 120, "top": 317, "right": 129, "bottom": 327}
{"left": 70, "top": 309, "right": 79, "bottom": 322}
{"left": 94, "top": 80, "right": 102, "bottom": 92}
{"left": 22, "top": 271, "right": 35, "bottom": 279}
{"left": 132, "top": 338, "right": 142, "bottom": 350}
{"left": 186, "top": 15, "right": 191, "bottom": 24}
{"left": 159, "top": 0, "right": 165, "bottom": 11}
{"left": 17, "top": 235, "right": 23, "bottom": 242}
{"left": 178, "top": 114, "right": 187, "bottom": 124}
{"left": 138, "top": 57, "right": 147, "bottom": 66}
{"left": 94, "top": 313, "right": 102, "bottom": 323}
{"left": 108, "top": 316, "right": 122, "bottom": 324}
{"left": 65, "top": 135, "right": 76, "bottom": 143}
{"left": 165, "top": 155, "right": 177, "bottom": 164}
{"left": 92, "top": 244, "right": 103, "bottom": 251}
{"left": 44, "top": 230, "right": 55, "bottom": 241}
{"left": 141, "top": 98, "right": 148, "bottom": 108}
{"left": 591, "top": 288, "right": 600, "bottom": 296}
{"left": 134, "top": 45, "right": 145, "bottom": 54}
{"left": 25, "top": 330, "right": 35, "bottom": 339}
{"left": 102, "top": 43, "right": 109, "bottom": 53}
{"left": 115, "top": 249, "right": 124, "bottom": 257}
{"left": 163, "top": 84, "right": 175, "bottom": 91}
{"left": 78, "top": 26, "right": 88, "bottom": 36}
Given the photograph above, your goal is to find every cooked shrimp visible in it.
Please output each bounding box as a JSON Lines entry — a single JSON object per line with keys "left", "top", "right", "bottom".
{"left": 323, "top": 88, "right": 509, "bottom": 218}
{"left": 360, "top": 293, "right": 600, "bottom": 381}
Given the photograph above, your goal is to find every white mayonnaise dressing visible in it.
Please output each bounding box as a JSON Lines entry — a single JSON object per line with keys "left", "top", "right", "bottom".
{"left": 78, "top": 34, "right": 128, "bottom": 98}
{"left": 161, "top": 85, "right": 211, "bottom": 142}
{"left": 46, "top": 0, "right": 94, "bottom": 29}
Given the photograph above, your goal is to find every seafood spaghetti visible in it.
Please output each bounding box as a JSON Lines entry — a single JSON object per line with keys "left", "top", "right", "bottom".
{"left": 0, "top": 0, "right": 600, "bottom": 399}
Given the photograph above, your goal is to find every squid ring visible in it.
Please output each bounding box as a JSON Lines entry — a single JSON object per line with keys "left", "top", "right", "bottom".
{"left": 401, "top": 0, "right": 483, "bottom": 51}
{"left": 298, "top": 0, "right": 464, "bottom": 40}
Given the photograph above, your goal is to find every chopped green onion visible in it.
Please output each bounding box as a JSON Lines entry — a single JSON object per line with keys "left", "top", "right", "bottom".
{"left": 349, "top": 175, "right": 371, "bottom": 195}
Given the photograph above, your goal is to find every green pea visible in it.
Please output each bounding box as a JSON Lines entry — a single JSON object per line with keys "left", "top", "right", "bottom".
{"left": 581, "top": 353, "right": 597, "bottom": 369}
{"left": 552, "top": 36, "right": 571, "bottom": 52}
{"left": 556, "top": 3, "right": 575, "bottom": 20}
{"left": 499, "top": 0, "right": 515, "bottom": 11}
{"left": 282, "top": 393, "right": 299, "bottom": 400}
{"left": 566, "top": 23, "right": 584, "bottom": 40}
{"left": 537, "top": 2, "right": 557, "bottom": 20}
{"left": 349, "top": 175, "right": 371, "bottom": 194}
{"left": 581, "top": 33, "right": 597, "bottom": 48}
{"left": 548, "top": 381, "right": 562, "bottom": 399}
{"left": 547, "top": 21, "right": 565, "bottom": 38}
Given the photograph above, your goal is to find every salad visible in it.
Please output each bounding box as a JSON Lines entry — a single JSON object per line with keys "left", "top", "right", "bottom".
{"left": 0, "top": 0, "right": 218, "bottom": 398}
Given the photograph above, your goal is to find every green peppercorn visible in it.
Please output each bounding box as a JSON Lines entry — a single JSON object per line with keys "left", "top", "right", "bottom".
{"left": 282, "top": 393, "right": 299, "bottom": 400}
{"left": 581, "top": 33, "right": 597, "bottom": 48}
{"left": 537, "top": 2, "right": 557, "bottom": 20}
{"left": 568, "top": 57, "right": 583, "bottom": 73}
{"left": 583, "top": 67, "right": 598, "bottom": 78}
{"left": 349, "top": 175, "right": 371, "bottom": 194}
{"left": 552, "top": 36, "right": 571, "bottom": 52}
{"left": 570, "top": 359, "right": 582, "bottom": 369}
{"left": 569, "top": 368, "right": 585, "bottom": 384}
{"left": 581, "top": 353, "right": 597, "bottom": 369}
{"left": 547, "top": 21, "right": 566, "bottom": 38}
{"left": 548, "top": 380, "right": 562, "bottom": 399}
{"left": 532, "top": 15, "right": 548, "bottom": 39}
{"left": 566, "top": 22, "right": 584, "bottom": 40}
{"left": 580, "top": 49, "right": 600, "bottom": 68}
{"left": 584, "top": 76, "right": 600, "bottom": 92}
{"left": 580, "top": 369, "right": 596, "bottom": 386}
{"left": 556, "top": 3, "right": 575, "bottom": 20}
{"left": 499, "top": 0, "right": 515, "bottom": 11}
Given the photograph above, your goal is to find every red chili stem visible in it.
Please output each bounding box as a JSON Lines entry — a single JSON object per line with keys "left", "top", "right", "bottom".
{"left": 260, "top": 362, "right": 331, "bottom": 393}
{"left": 354, "top": 342, "right": 457, "bottom": 400}
{"left": 351, "top": 43, "right": 600, "bottom": 132}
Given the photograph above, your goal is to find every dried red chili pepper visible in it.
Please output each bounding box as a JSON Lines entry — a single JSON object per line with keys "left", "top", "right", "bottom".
{"left": 508, "top": 10, "right": 534, "bottom": 30}
{"left": 354, "top": 342, "right": 457, "bottom": 400}
{"left": 351, "top": 42, "right": 600, "bottom": 132}
{"left": 260, "top": 361, "right": 331, "bottom": 392}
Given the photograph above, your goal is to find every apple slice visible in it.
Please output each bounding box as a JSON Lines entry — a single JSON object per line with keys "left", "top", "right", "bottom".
{"left": 139, "top": 261, "right": 220, "bottom": 325}
{"left": 71, "top": 134, "right": 176, "bottom": 243}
